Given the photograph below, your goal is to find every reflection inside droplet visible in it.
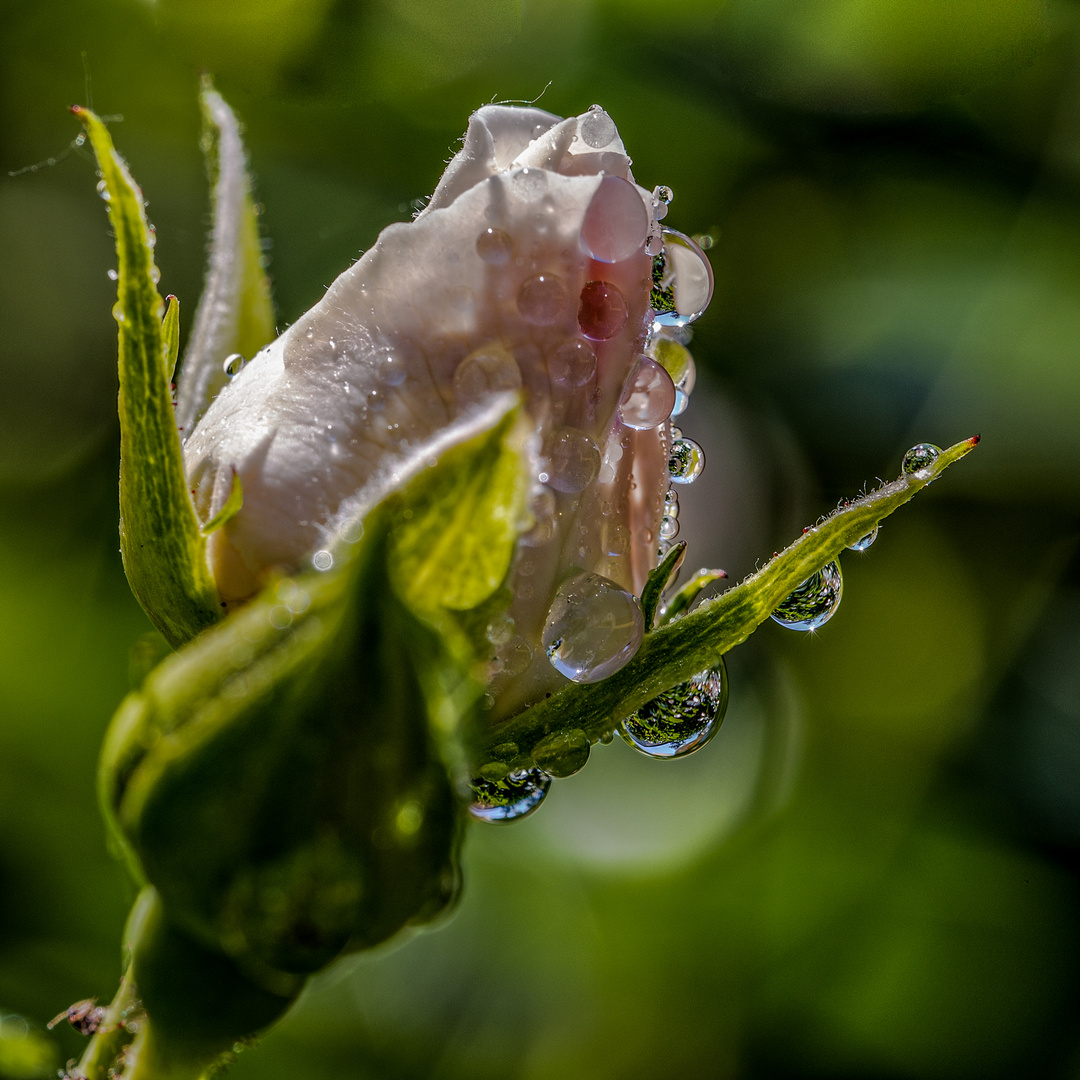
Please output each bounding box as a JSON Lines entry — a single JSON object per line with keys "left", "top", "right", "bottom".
{"left": 770, "top": 560, "right": 843, "bottom": 632}
{"left": 621, "top": 661, "right": 728, "bottom": 758}
{"left": 469, "top": 768, "right": 550, "bottom": 823}
{"left": 651, "top": 229, "right": 714, "bottom": 328}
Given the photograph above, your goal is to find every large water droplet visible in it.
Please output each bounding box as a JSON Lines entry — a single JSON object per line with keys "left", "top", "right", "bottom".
{"left": 223, "top": 353, "right": 245, "bottom": 378}
{"left": 542, "top": 571, "right": 644, "bottom": 683}
{"left": 549, "top": 339, "right": 597, "bottom": 387}
{"left": 618, "top": 356, "right": 676, "bottom": 430}
{"left": 651, "top": 229, "right": 714, "bottom": 328}
{"left": 532, "top": 728, "right": 591, "bottom": 778}
{"left": 578, "top": 280, "right": 628, "bottom": 340}
{"left": 518, "top": 274, "right": 568, "bottom": 325}
{"left": 476, "top": 227, "right": 513, "bottom": 264}
{"left": 848, "top": 525, "right": 879, "bottom": 552}
{"left": 469, "top": 769, "right": 550, "bottom": 823}
{"left": 668, "top": 438, "right": 705, "bottom": 484}
{"left": 580, "top": 106, "right": 617, "bottom": 149}
{"left": 902, "top": 443, "right": 940, "bottom": 478}
{"left": 659, "top": 515, "right": 680, "bottom": 540}
{"left": 581, "top": 176, "right": 649, "bottom": 263}
{"left": 621, "top": 661, "right": 728, "bottom": 758}
{"left": 453, "top": 347, "right": 522, "bottom": 407}
{"left": 770, "top": 560, "right": 843, "bottom": 631}
{"left": 545, "top": 427, "right": 600, "bottom": 493}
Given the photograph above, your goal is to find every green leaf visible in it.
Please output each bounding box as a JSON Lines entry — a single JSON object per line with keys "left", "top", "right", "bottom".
{"left": 174, "top": 77, "right": 276, "bottom": 436}
{"left": 162, "top": 294, "right": 180, "bottom": 382}
{"left": 640, "top": 540, "right": 686, "bottom": 631}
{"left": 387, "top": 401, "right": 530, "bottom": 613}
{"left": 74, "top": 108, "right": 222, "bottom": 649}
{"left": 475, "top": 437, "right": 981, "bottom": 770}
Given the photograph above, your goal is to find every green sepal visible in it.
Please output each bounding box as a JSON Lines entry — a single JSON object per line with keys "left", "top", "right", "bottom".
{"left": 387, "top": 401, "right": 530, "bottom": 613}
{"left": 162, "top": 295, "right": 180, "bottom": 382}
{"left": 640, "top": 540, "right": 687, "bottom": 631}
{"left": 74, "top": 107, "right": 223, "bottom": 649}
{"left": 659, "top": 567, "right": 728, "bottom": 626}
{"left": 478, "top": 436, "right": 981, "bottom": 771}
{"left": 98, "top": 402, "right": 529, "bottom": 1011}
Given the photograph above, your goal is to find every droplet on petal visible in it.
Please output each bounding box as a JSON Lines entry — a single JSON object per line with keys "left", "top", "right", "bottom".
{"left": 476, "top": 227, "right": 513, "bottom": 264}
{"left": 453, "top": 347, "right": 522, "bottom": 408}
{"left": 549, "top": 339, "right": 597, "bottom": 387}
{"left": 542, "top": 571, "right": 644, "bottom": 683}
{"left": 518, "top": 274, "right": 568, "bottom": 325}
{"left": 651, "top": 229, "right": 714, "bottom": 328}
{"left": 668, "top": 437, "right": 705, "bottom": 484}
{"left": 618, "top": 356, "right": 676, "bottom": 430}
{"left": 580, "top": 106, "right": 617, "bottom": 149}
{"left": 578, "top": 280, "right": 628, "bottom": 340}
{"left": 546, "top": 427, "right": 600, "bottom": 493}
{"left": 581, "top": 176, "right": 649, "bottom": 263}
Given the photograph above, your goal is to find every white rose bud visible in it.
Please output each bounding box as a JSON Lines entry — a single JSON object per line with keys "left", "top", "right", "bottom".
{"left": 183, "top": 103, "right": 712, "bottom": 714}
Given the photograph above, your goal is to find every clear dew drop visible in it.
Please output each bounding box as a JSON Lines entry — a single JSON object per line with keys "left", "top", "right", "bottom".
{"left": 621, "top": 660, "right": 728, "bottom": 759}
{"left": 549, "top": 339, "right": 597, "bottom": 387}
{"left": 469, "top": 768, "right": 550, "bottom": 823}
{"left": 651, "top": 229, "right": 714, "bottom": 328}
{"left": 521, "top": 484, "right": 557, "bottom": 546}
{"left": 518, "top": 274, "right": 568, "bottom": 325}
{"left": 312, "top": 550, "right": 334, "bottom": 571}
{"left": 107, "top": 268, "right": 118, "bottom": 281}
{"left": 668, "top": 437, "right": 705, "bottom": 484}
{"left": 770, "top": 559, "right": 843, "bottom": 632}
{"left": 659, "top": 515, "right": 680, "bottom": 540}
{"left": 542, "top": 571, "right": 644, "bottom": 683}
{"left": 902, "top": 443, "right": 941, "bottom": 478}
{"left": 531, "top": 728, "right": 591, "bottom": 778}
{"left": 476, "top": 227, "right": 513, "bottom": 264}
{"left": 848, "top": 525, "right": 879, "bottom": 552}
{"left": 223, "top": 353, "right": 245, "bottom": 378}
{"left": 546, "top": 427, "right": 600, "bottom": 494}
{"left": 618, "top": 356, "right": 676, "bottom": 430}
{"left": 581, "top": 176, "right": 649, "bottom": 263}
{"left": 578, "top": 280, "right": 628, "bottom": 340}
{"left": 453, "top": 347, "right": 522, "bottom": 407}
{"left": 580, "top": 106, "right": 617, "bottom": 149}
{"left": 96, "top": 178, "right": 110, "bottom": 202}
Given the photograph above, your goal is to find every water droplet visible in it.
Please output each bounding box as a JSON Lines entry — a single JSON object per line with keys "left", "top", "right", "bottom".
{"left": 546, "top": 427, "right": 600, "bottom": 494}
{"left": 621, "top": 661, "right": 727, "bottom": 758}
{"left": 847, "top": 525, "right": 879, "bottom": 552}
{"left": 96, "top": 178, "right": 110, "bottom": 202}
{"left": 580, "top": 107, "right": 617, "bottom": 149}
{"left": 476, "top": 227, "right": 513, "bottom": 264}
{"left": 668, "top": 438, "right": 705, "bottom": 484}
{"left": 659, "top": 515, "right": 680, "bottom": 540}
{"left": 112, "top": 302, "right": 125, "bottom": 324}
{"left": 542, "top": 570, "right": 644, "bottom": 683}
{"left": 532, "top": 728, "right": 591, "bottom": 778}
{"left": 604, "top": 521, "right": 630, "bottom": 556}
{"left": 770, "top": 560, "right": 843, "bottom": 631}
{"left": 469, "top": 768, "right": 550, "bottom": 823}
{"left": 486, "top": 614, "right": 515, "bottom": 646}
{"left": 578, "top": 280, "right": 628, "bottom": 340}
{"left": 107, "top": 268, "right": 118, "bottom": 281}
{"left": 312, "top": 550, "right": 334, "bottom": 571}
{"left": 581, "top": 176, "right": 649, "bottom": 263}
{"left": 521, "top": 484, "right": 557, "bottom": 545}
{"left": 651, "top": 229, "right": 714, "bottom": 328}
{"left": 902, "top": 443, "right": 940, "bottom": 478}
{"left": 223, "top": 353, "right": 245, "bottom": 378}
{"left": 453, "top": 347, "right": 522, "bottom": 407}
{"left": 618, "top": 356, "right": 676, "bottom": 430}
{"left": 379, "top": 351, "right": 407, "bottom": 386}
{"left": 664, "top": 489, "right": 680, "bottom": 518}
{"left": 549, "top": 339, "right": 597, "bottom": 387}
{"left": 518, "top": 274, "right": 568, "bottom": 325}
{"left": 654, "top": 185, "right": 674, "bottom": 206}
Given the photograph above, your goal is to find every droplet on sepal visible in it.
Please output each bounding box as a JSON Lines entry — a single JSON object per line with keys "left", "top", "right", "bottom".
{"left": 902, "top": 443, "right": 940, "bottom": 478}
{"left": 542, "top": 571, "right": 644, "bottom": 683}
{"left": 532, "top": 728, "right": 591, "bottom": 778}
{"left": 621, "top": 661, "right": 727, "bottom": 758}
{"left": 848, "top": 525, "right": 879, "bottom": 552}
{"left": 770, "top": 560, "right": 843, "bottom": 631}
{"left": 469, "top": 769, "right": 550, "bottom": 823}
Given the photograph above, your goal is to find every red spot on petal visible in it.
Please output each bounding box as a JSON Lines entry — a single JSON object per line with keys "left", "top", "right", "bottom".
{"left": 578, "top": 280, "right": 628, "bottom": 340}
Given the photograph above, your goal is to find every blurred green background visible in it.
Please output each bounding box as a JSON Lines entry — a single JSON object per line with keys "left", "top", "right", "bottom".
{"left": 1, "top": 0, "right": 1079, "bottom": 1076}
